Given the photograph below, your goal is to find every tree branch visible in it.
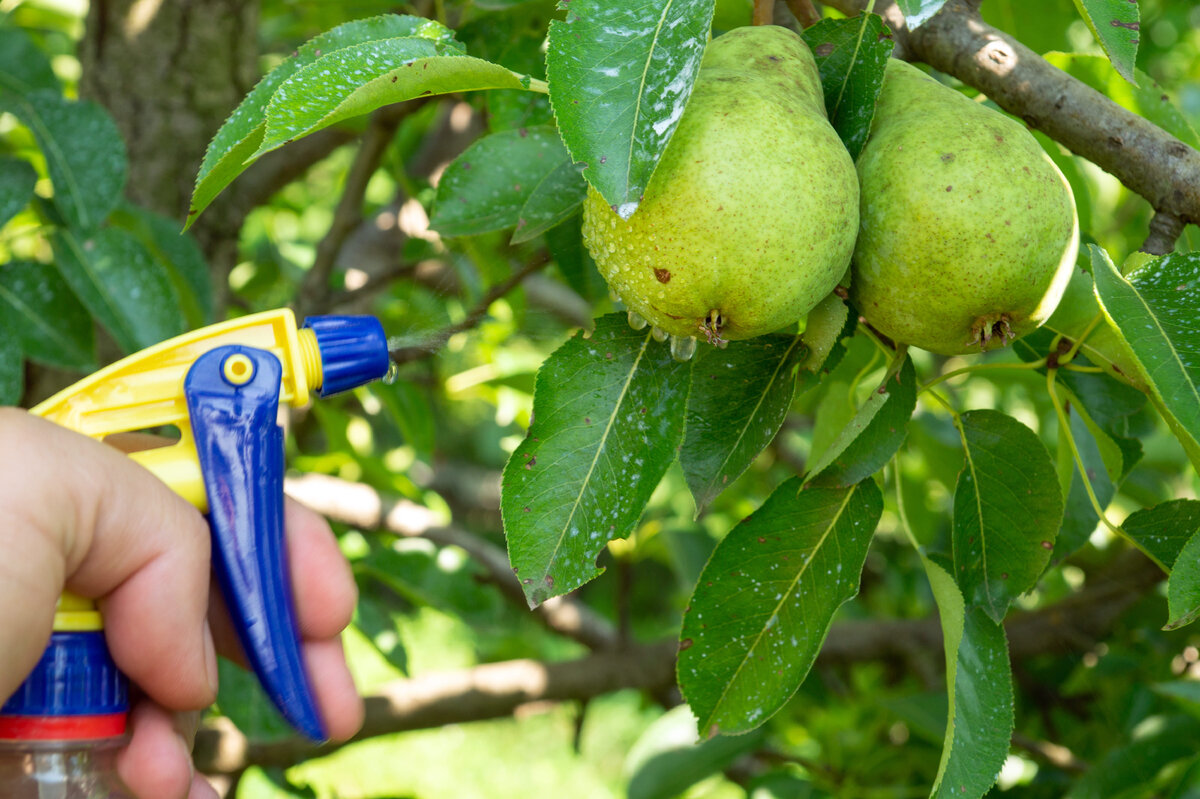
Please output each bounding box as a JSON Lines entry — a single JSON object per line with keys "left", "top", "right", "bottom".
{"left": 194, "top": 547, "right": 1162, "bottom": 777}
{"left": 785, "top": 0, "right": 821, "bottom": 28}
{"left": 387, "top": 254, "right": 554, "bottom": 366}
{"left": 295, "top": 112, "right": 403, "bottom": 316}
{"left": 195, "top": 640, "right": 678, "bottom": 776}
{"left": 823, "top": 0, "right": 1200, "bottom": 236}
{"left": 284, "top": 473, "right": 619, "bottom": 652}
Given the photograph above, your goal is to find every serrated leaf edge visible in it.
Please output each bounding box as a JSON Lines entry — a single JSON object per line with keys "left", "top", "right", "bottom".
{"left": 697, "top": 481, "right": 860, "bottom": 732}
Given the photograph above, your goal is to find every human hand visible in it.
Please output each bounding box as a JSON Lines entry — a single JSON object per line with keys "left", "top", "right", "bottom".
{"left": 0, "top": 408, "right": 364, "bottom": 798}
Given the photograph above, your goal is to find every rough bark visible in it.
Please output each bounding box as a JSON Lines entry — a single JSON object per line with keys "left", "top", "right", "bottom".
{"left": 79, "top": 0, "right": 261, "bottom": 311}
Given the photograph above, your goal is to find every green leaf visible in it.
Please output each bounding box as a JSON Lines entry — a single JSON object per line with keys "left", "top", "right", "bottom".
{"left": 359, "top": 543, "right": 502, "bottom": 625}
{"left": 546, "top": 0, "right": 715, "bottom": 217}
{"left": 501, "top": 314, "right": 692, "bottom": 607}
{"left": 895, "top": 0, "right": 950, "bottom": 28}
{"left": 0, "top": 260, "right": 95, "bottom": 371}
{"left": 257, "top": 41, "right": 530, "bottom": 158}
{"left": 800, "top": 292, "right": 850, "bottom": 374}
{"left": 430, "top": 127, "right": 576, "bottom": 238}
{"left": 1069, "top": 0, "right": 1140, "bottom": 85}
{"left": 1055, "top": 404, "right": 1117, "bottom": 562}
{"left": 215, "top": 657, "right": 292, "bottom": 741}
{"left": 1043, "top": 54, "right": 1197, "bottom": 148}
{"left": 1, "top": 91, "right": 126, "bottom": 232}
{"left": 1122, "top": 500, "right": 1200, "bottom": 572}
{"left": 625, "top": 706, "right": 765, "bottom": 799}
{"left": 678, "top": 477, "right": 883, "bottom": 735}
{"left": 0, "top": 157, "right": 37, "bottom": 230}
{"left": 0, "top": 27, "right": 60, "bottom": 96}
{"left": 807, "top": 354, "right": 916, "bottom": 488}
{"left": 510, "top": 160, "right": 588, "bottom": 244}
{"left": 924, "top": 560, "right": 1014, "bottom": 799}
{"left": 800, "top": 14, "right": 895, "bottom": 161}
{"left": 1092, "top": 248, "right": 1200, "bottom": 468}
{"left": 1066, "top": 715, "right": 1200, "bottom": 799}
{"left": 546, "top": 214, "right": 608, "bottom": 303}
{"left": 189, "top": 15, "right": 461, "bottom": 224}
{"left": 351, "top": 590, "right": 408, "bottom": 677}
{"left": 111, "top": 203, "right": 214, "bottom": 326}
{"left": 51, "top": 228, "right": 186, "bottom": 355}
{"left": 680, "top": 333, "right": 806, "bottom": 515}
{"left": 1167, "top": 529, "right": 1200, "bottom": 630}
{"left": 952, "top": 410, "right": 1064, "bottom": 623}
{"left": 0, "top": 313, "right": 22, "bottom": 406}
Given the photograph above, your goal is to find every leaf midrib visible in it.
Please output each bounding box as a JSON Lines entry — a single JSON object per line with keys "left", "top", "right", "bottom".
{"left": 623, "top": 0, "right": 679, "bottom": 204}
{"left": 702, "top": 484, "right": 858, "bottom": 729}
{"left": 540, "top": 331, "right": 653, "bottom": 580}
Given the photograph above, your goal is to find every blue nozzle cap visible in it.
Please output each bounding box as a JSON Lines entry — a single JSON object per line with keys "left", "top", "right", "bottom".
{"left": 302, "top": 315, "right": 390, "bottom": 397}
{"left": 1, "top": 632, "right": 128, "bottom": 723}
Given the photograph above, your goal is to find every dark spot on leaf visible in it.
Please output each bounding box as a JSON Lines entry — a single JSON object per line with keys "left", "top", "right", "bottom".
{"left": 600, "top": 156, "right": 607, "bottom": 164}
{"left": 1110, "top": 19, "right": 1139, "bottom": 30}
{"left": 391, "top": 75, "right": 397, "bottom": 82}
{"left": 679, "top": 638, "right": 694, "bottom": 651}
{"left": 640, "top": 407, "right": 647, "bottom": 414}
{"left": 544, "top": 575, "right": 554, "bottom": 587}
{"left": 605, "top": 352, "right": 613, "bottom": 359}
{"left": 758, "top": 536, "right": 766, "bottom": 543}
{"left": 462, "top": 162, "right": 471, "bottom": 170}
{"left": 522, "top": 578, "right": 533, "bottom": 585}
{"left": 514, "top": 184, "right": 522, "bottom": 192}
{"left": 524, "top": 506, "right": 530, "bottom": 512}
{"left": 584, "top": 417, "right": 591, "bottom": 424}
{"left": 654, "top": 268, "right": 671, "bottom": 283}
{"left": 519, "top": 128, "right": 528, "bottom": 137}
{"left": 1041, "top": 540, "right": 1052, "bottom": 549}
{"left": 525, "top": 456, "right": 537, "bottom": 469}
{"left": 814, "top": 43, "right": 835, "bottom": 57}
{"left": 1001, "top": 572, "right": 1009, "bottom": 579}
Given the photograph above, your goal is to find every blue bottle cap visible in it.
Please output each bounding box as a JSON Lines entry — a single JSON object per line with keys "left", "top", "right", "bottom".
{"left": 0, "top": 631, "right": 128, "bottom": 741}
{"left": 302, "top": 316, "right": 390, "bottom": 397}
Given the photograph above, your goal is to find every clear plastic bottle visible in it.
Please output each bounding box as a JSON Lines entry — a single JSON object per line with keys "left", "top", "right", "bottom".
{"left": 0, "top": 739, "right": 130, "bottom": 798}
{"left": 0, "top": 622, "right": 130, "bottom": 799}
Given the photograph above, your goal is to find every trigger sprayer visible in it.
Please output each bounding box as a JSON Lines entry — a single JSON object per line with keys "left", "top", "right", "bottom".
{"left": 0, "top": 310, "right": 390, "bottom": 798}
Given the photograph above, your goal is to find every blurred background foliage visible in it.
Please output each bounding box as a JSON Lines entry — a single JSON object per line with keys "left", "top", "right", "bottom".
{"left": 1, "top": 0, "right": 1198, "bottom": 796}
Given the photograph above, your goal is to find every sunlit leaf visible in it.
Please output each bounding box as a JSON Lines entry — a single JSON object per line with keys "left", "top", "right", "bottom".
{"left": 681, "top": 333, "right": 806, "bottom": 515}
{"left": 1167, "top": 529, "right": 1200, "bottom": 630}
{"left": 895, "top": 0, "right": 950, "bottom": 28}
{"left": 800, "top": 13, "right": 894, "bottom": 160}
{"left": 189, "top": 15, "right": 460, "bottom": 224}
{"left": 0, "top": 157, "right": 37, "bottom": 230}
{"left": 1069, "top": 0, "right": 1140, "bottom": 85}
{"left": 952, "top": 410, "right": 1064, "bottom": 623}
{"left": 51, "top": 228, "right": 185, "bottom": 355}
{"left": 800, "top": 292, "right": 850, "bottom": 374}
{"left": 1092, "top": 248, "right": 1200, "bottom": 468}
{"left": 257, "top": 41, "right": 530, "bottom": 157}
{"left": 1, "top": 91, "right": 126, "bottom": 232}
{"left": 678, "top": 477, "right": 883, "bottom": 735}
{"left": 0, "top": 260, "right": 95, "bottom": 371}
{"left": 924, "top": 560, "right": 1014, "bottom": 799}
{"left": 625, "top": 706, "right": 765, "bottom": 799}
{"left": 1122, "top": 499, "right": 1200, "bottom": 572}
{"left": 547, "top": 0, "right": 714, "bottom": 217}
{"left": 501, "top": 314, "right": 692, "bottom": 607}
{"left": 807, "top": 354, "right": 916, "bottom": 487}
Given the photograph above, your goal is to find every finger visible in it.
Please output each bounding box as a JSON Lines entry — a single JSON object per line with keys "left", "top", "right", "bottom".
{"left": 0, "top": 409, "right": 217, "bottom": 711}
{"left": 305, "top": 635, "right": 364, "bottom": 742}
{"left": 116, "top": 701, "right": 195, "bottom": 799}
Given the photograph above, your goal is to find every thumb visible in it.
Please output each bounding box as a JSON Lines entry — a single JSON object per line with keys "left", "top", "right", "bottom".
{"left": 0, "top": 408, "right": 218, "bottom": 712}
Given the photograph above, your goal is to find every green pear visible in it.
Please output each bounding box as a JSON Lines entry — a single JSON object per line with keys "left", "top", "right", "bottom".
{"left": 851, "top": 59, "right": 1079, "bottom": 355}
{"left": 582, "top": 26, "right": 859, "bottom": 345}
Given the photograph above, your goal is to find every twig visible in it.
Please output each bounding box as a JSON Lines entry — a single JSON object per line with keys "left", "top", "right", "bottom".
{"left": 296, "top": 112, "right": 403, "bottom": 316}
{"left": 753, "top": 0, "right": 775, "bottom": 26}
{"left": 283, "top": 473, "right": 619, "bottom": 651}
{"left": 388, "top": 255, "right": 553, "bottom": 365}
{"left": 785, "top": 0, "right": 822, "bottom": 27}
{"left": 1140, "top": 211, "right": 1185, "bottom": 256}
{"left": 821, "top": 0, "right": 1200, "bottom": 226}
{"left": 1011, "top": 731, "right": 1089, "bottom": 775}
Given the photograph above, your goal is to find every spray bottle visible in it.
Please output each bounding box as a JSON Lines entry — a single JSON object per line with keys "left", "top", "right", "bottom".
{"left": 0, "top": 309, "right": 390, "bottom": 797}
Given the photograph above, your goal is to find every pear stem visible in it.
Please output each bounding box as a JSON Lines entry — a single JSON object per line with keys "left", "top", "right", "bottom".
{"left": 785, "top": 0, "right": 822, "bottom": 27}
{"left": 753, "top": 0, "right": 774, "bottom": 25}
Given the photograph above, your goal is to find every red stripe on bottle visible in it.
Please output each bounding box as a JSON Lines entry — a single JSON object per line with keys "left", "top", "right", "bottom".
{"left": 0, "top": 713, "right": 127, "bottom": 741}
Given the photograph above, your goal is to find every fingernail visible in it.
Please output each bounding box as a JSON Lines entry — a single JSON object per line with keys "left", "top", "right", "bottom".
{"left": 202, "top": 622, "right": 219, "bottom": 696}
